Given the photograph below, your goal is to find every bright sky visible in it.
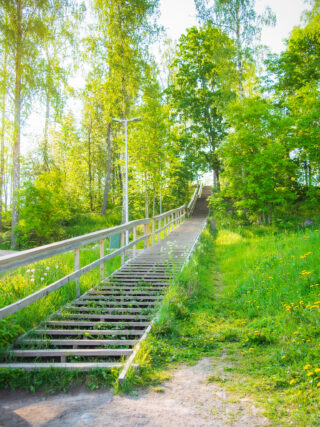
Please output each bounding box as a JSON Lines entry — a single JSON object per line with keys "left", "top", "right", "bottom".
{"left": 158, "top": 0, "right": 309, "bottom": 53}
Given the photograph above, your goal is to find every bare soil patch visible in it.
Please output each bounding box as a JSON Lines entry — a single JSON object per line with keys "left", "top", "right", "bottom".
{"left": 0, "top": 358, "right": 269, "bottom": 426}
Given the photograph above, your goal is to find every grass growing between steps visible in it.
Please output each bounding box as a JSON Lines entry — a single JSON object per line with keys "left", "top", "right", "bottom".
{"left": 124, "top": 224, "right": 320, "bottom": 425}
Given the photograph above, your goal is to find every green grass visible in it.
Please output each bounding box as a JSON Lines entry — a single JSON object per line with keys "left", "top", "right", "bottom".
{"left": 124, "top": 223, "right": 320, "bottom": 424}
{"left": 1, "top": 218, "right": 319, "bottom": 425}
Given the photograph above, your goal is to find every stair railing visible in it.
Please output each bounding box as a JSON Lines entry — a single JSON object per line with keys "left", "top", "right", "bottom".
{"left": 187, "top": 182, "right": 203, "bottom": 217}
{"left": 0, "top": 203, "right": 191, "bottom": 321}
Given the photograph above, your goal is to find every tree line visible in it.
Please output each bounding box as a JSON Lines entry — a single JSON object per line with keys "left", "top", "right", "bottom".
{"left": 0, "top": 0, "right": 319, "bottom": 249}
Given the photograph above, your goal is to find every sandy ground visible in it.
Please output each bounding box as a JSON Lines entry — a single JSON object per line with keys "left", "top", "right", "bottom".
{"left": 0, "top": 358, "right": 269, "bottom": 427}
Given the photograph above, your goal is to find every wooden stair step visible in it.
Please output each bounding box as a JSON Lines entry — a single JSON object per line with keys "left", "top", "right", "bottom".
{"left": 17, "top": 339, "right": 137, "bottom": 347}
{"left": 67, "top": 306, "right": 149, "bottom": 314}
{"left": 5, "top": 349, "right": 133, "bottom": 357}
{"left": 74, "top": 300, "right": 156, "bottom": 307}
{"left": 0, "top": 362, "right": 124, "bottom": 370}
{"left": 56, "top": 314, "right": 149, "bottom": 321}
{"left": 90, "top": 291, "right": 160, "bottom": 296}
{"left": 45, "top": 321, "right": 149, "bottom": 327}
{"left": 86, "top": 292, "right": 161, "bottom": 300}
{"left": 32, "top": 329, "right": 145, "bottom": 336}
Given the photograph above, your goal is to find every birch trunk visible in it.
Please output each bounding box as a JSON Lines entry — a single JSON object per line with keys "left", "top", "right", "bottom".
{"left": 11, "top": 0, "right": 22, "bottom": 248}
{"left": 0, "top": 41, "right": 8, "bottom": 230}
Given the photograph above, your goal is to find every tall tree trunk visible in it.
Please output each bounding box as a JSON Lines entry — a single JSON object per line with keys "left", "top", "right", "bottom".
{"left": 11, "top": 0, "right": 22, "bottom": 248}
{"left": 235, "top": 3, "right": 244, "bottom": 99}
{"left": 101, "top": 123, "right": 112, "bottom": 215}
{"left": 0, "top": 42, "right": 8, "bottom": 230}
{"left": 43, "top": 93, "right": 50, "bottom": 170}
{"left": 145, "top": 173, "right": 149, "bottom": 218}
{"left": 214, "top": 169, "right": 220, "bottom": 191}
{"left": 87, "top": 118, "right": 93, "bottom": 211}
{"left": 152, "top": 181, "right": 156, "bottom": 217}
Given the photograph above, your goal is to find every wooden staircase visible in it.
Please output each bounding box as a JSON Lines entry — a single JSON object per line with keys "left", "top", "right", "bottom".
{"left": 1, "top": 258, "right": 180, "bottom": 370}
{"left": 0, "top": 188, "right": 208, "bottom": 377}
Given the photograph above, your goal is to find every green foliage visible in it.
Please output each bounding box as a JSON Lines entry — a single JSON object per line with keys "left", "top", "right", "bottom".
{"left": 219, "top": 96, "right": 298, "bottom": 223}
{"left": 16, "top": 169, "right": 74, "bottom": 246}
{"left": 166, "top": 22, "right": 236, "bottom": 184}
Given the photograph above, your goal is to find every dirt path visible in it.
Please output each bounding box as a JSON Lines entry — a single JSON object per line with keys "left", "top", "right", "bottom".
{"left": 0, "top": 358, "right": 269, "bottom": 427}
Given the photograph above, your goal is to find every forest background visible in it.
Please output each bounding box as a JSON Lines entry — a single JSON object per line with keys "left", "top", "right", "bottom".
{"left": 0, "top": 0, "right": 319, "bottom": 250}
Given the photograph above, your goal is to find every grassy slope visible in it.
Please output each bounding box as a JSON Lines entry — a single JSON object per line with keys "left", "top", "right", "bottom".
{"left": 136, "top": 224, "right": 320, "bottom": 425}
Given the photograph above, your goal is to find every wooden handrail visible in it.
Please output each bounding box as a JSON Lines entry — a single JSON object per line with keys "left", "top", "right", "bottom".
{"left": 0, "top": 233, "right": 149, "bottom": 320}
{"left": 153, "top": 204, "right": 185, "bottom": 221}
{"left": 0, "top": 218, "right": 149, "bottom": 274}
{"left": 0, "top": 196, "right": 194, "bottom": 320}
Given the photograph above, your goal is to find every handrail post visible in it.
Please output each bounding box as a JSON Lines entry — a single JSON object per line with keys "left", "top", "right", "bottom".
{"left": 158, "top": 219, "right": 161, "bottom": 242}
{"left": 152, "top": 217, "right": 155, "bottom": 245}
{"left": 100, "top": 239, "right": 104, "bottom": 281}
{"left": 144, "top": 223, "right": 147, "bottom": 249}
{"left": 74, "top": 248, "right": 80, "bottom": 298}
{"left": 121, "top": 231, "right": 125, "bottom": 264}
{"left": 146, "top": 221, "right": 151, "bottom": 248}
{"left": 133, "top": 226, "right": 137, "bottom": 257}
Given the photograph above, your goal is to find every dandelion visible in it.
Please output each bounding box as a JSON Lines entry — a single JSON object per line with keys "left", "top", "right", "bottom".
{"left": 303, "top": 364, "right": 311, "bottom": 370}
{"left": 307, "top": 372, "right": 313, "bottom": 377}
{"left": 317, "top": 383, "right": 320, "bottom": 388}
{"left": 281, "top": 355, "right": 286, "bottom": 360}
{"left": 315, "top": 368, "right": 320, "bottom": 373}
{"left": 290, "top": 379, "right": 296, "bottom": 385}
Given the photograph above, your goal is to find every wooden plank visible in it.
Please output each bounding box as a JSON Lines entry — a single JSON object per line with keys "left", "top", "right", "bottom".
{"left": 57, "top": 314, "right": 149, "bottom": 320}
{"left": 45, "top": 321, "right": 149, "bottom": 327}
{"left": 6, "top": 349, "right": 133, "bottom": 357}
{"left": 100, "top": 239, "right": 105, "bottom": 281}
{"left": 119, "top": 322, "right": 153, "bottom": 383}
{"left": 67, "top": 306, "right": 146, "bottom": 313}
{"left": 74, "top": 300, "right": 156, "bottom": 307}
{"left": 0, "top": 362, "right": 124, "bottom": 370}
{"left": 153, "top": 205, "right": 185, "bottom": 221}
{"left": 0, "top": 234, "right": 149, "bottom": 320}
{"left": 74, "top": 248, "right": 80, "bottom": 298}
{"left": 0, "top": 218, "right": 150, "bottom": 274}
{"left": 19, "top": 339, "right": 138, "bottom": 346}
{"left": 33, "top": 329, "right": 145, "bottom": 336}
{"left": 84, "top": 294, "right": 161, "bottom": 300}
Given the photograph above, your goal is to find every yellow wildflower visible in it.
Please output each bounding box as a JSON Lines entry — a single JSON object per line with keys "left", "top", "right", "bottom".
{"left": 304, "top": 364, "right": 311, "bottom": 370}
